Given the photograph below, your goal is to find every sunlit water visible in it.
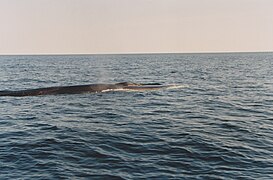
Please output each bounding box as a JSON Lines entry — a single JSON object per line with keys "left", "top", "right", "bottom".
{"left": 0, "top": 53, "right": 273, "bottom": 179}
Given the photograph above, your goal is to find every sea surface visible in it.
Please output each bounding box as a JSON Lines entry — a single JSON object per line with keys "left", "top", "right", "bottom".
{"left": 0, "top": 53, "right": 272, "bottom": 179}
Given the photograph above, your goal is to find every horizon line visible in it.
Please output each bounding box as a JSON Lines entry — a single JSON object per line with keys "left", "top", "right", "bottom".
{"left": 0, "top": 50, "right": 273, "bottom": 56}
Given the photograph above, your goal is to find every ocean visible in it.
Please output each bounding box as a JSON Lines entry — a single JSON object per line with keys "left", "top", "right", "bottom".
{"left": 0, "top": 53, "right": 272, "bottom": 179}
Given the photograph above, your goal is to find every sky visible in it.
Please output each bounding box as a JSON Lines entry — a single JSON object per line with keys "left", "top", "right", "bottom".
{"left": 0, "top": 0, "right": 273, "bottom": 54}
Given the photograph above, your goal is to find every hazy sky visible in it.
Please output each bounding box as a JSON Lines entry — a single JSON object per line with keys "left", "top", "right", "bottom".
{"left": 0, "top": 0, "right": 273, "bottom": 54}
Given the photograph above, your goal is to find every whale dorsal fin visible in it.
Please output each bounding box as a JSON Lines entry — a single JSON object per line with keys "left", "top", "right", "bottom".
{"left": 115, "top": 82, "right": 140, "bottom": 86}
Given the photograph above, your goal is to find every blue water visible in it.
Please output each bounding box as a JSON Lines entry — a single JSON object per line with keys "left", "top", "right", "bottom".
{"left": 0, "top": 53, "right": 273, "bottom": 179}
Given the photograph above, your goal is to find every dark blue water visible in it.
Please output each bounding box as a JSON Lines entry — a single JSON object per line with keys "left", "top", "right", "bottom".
{"left": 0, "top": 53, "right": 273, "bottom": 179}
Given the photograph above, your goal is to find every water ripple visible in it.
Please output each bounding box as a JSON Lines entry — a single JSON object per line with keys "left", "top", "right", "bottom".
{"left": 1, "top": 53, "right": 273, "bottom": 179}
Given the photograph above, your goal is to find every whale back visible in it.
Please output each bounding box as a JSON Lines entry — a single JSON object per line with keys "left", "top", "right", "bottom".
{"left": 0, "top": 82, "right": 183, "bottom": 96}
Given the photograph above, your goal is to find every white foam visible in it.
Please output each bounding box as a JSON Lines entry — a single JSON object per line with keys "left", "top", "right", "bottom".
{"left": 165, "top": 84, "right": 189, "bottom": 89}
{"left": 101, "top": 84, "right": 188, "bottom": 93}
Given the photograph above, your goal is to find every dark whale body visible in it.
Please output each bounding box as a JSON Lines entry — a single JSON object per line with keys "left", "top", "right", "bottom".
{"left": 0, "top": 82, "right": 178, "bottom": 97}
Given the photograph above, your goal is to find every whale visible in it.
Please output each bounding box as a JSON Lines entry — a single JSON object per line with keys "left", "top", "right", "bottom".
{"left": 0, "top": 82, "right": 183, "bottom": 97}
